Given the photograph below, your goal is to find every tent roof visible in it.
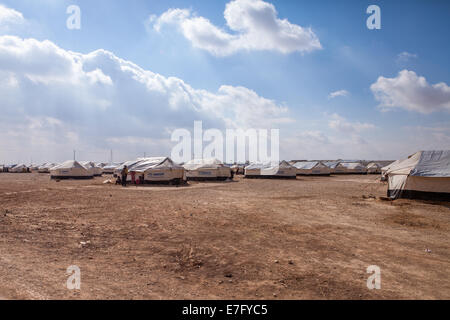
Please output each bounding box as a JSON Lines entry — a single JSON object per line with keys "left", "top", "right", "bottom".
{"left": 323, "top": 161, "right": 340, "bottom": 169}
{"left": 367, "top": 162, "right": 382, "bottom": 168}
{"left": 52, "top": 160, "right": 87, "bottom": 170}
{"left": 117, "top": 157, "right": 181, "bottom": 173}
{"left": 184, "top": 158, "right": 224, "bottom": 170}
{"left": 246, "top": 160, "right": 295, "bottom": 170}
{"left": 292, "top": 161, "right": 322, "bottom": 170}
{"left": 386, "top": 150, "right": 450, "bottom": 177}
{"left": 340, "top": 162, "right": 365, "bottom": 169}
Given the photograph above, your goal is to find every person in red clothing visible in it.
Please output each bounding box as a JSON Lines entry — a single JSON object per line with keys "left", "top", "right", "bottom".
{"left": 130, "top": 171, "right": 136, "bottom": 184}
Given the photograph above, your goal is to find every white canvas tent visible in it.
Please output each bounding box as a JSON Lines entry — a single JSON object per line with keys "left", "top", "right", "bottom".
{"left": 80, "top": 161, "right": 103, "bottom": 176}
{"left": 128, "top": 157, "right": 185, "bottom": 184}
{"left": 38, "top": 162, "right": 58, "bottom": 173}
{"left": 245, "top": 161, "right": 297, "bottom": 179}
{"left": 114, "top": 157, "right": 185, "bottom": 184}
{"left": 50, "top": 160, "right": 93, "bottom": 179}
{"left": 339, "top": 162, "right": 367, "bottom": 174}
{"left": 184, "top": 158, "right": 231, "bottom": 180}
{"left": 38, "top": 163, "right": 58, "bottom": 173}
{"left": 385, "top": 150, "right": 450, "bottom": 200}
{"left": 10, "top": 164, "right": 28, "bottom": 173}
{"left": 367, "top": 162, "right": 382, "bottom": 174}
{"left": 323, "top": 161, "right": 346, "bottom": 174}
{"left": 292, "top": 161, "right": 331, "bottom": 176}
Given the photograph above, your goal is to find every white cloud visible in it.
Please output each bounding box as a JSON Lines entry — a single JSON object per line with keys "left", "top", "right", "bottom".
{"left": 0, "top": 4, "right": 24, "bottom": 33}
{"left": 328, "top": 114, "right": 375, "bottom": 133}
{"left": 0, "top": 4, "right": 24, "bottom": 24}
{"left": 0, "top": 35, "right": 291, "bottom": 163}
{"left": 150, "top": 0, "right": 321, "bottom": 56}
{"left": 328, "top": 89, "right": 349, "bottom": 99}
{"left": 371, "top": 70, "right": 450, "bottom": 113}
{"left": 396, "top": 51, "right": 417, "bottom": 63}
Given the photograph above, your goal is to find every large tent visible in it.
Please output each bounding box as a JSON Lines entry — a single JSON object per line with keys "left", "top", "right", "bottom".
{"left": 183, "top": 158, "right": 231, "bottom": 181}
{"left": 366, "top": 162, "right": 382, "bottom": 174}
{"left": 292, "top": 161, "right": 331, "bottom": 176}
{"left": 114, "top": 157, "right": 185, "bottom": 184}
{"left": 50, "top": 160, "right": 94, "bottom": 179}
{"left": 385, "top": 150, "right": 450, "bottom": 200}
{"left": 245, "top": 161, "right": 297, "bottom": 179}
{"left": 80, "top": 161, "right": 103, "bottom": 176}
{"left": 129, "top": 157, "right": 185, "bottom": 184}
{"left": 10, "top": 164, "right": 28, "bottom": 173}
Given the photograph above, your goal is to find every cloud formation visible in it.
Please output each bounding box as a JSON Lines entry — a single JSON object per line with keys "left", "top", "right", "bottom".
{"left": 0, "top": 35, "right": 291, "bottom": 163}
{"left": 328, "top": 114, "right": 375, "bottom": 133}
{"left": 328, "top": 89, "right": 349, "bottom": 99}
{"left": 0, "top": 4, "right": 24, "bottom": 32}
{"left": 150, "top": 0, "right": 321, "bottom": 56}
{"left": 396, "top": 51, "right": 417, "bottom": 63}
{"left": 371, "top": 70, "right": 450, "bottom": 113}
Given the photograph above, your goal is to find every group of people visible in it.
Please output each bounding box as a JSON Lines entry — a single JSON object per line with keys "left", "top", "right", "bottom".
{"left": 116, "top": 165, "right": 142, "bottom": 187}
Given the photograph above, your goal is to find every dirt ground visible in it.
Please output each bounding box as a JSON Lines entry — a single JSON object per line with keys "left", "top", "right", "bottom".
{"left": 0, "top": 172, "right": 448, "bottom": 300}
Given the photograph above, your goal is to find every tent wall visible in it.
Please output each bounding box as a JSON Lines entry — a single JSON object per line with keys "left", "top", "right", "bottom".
{"left": 186, "top": 167, "right": 231, "bottom": 180}
{"left": 144, "top": 167, "right": 185, "bottom": 183}
{"left": 50, "top": 168, "right": 93, "bottom": 179}
{"left": 388, "top": 176, "right": 450, "bottom": 200}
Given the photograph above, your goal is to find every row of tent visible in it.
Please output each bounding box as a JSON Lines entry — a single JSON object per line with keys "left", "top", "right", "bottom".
{"left": 1, "top": 159, "right": 384, "bottom": 179}
{"left": 2, "top": 151, "right": 448, "bottom": 201}
{"left": 243, "top": 161, "right": 383, "bottom": 178}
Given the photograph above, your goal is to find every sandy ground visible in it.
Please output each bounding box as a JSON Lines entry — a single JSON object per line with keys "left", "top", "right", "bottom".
{"left": 0, "top": 173, "right": 449, "bottom": 300}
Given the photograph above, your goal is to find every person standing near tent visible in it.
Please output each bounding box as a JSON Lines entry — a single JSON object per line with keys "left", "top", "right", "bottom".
{"left": 121, "top": 165, "right": 128, "bottom": 187}
{"left": 130, "top": 171, "right": 136, "bottom": 184}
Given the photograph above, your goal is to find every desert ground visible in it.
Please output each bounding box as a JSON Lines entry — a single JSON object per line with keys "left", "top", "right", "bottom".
{"left": 0, "top": 172, "right": 449, "bottom": 300}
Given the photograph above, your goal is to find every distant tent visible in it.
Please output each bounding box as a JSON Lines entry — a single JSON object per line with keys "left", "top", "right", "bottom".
{"left": 184, "top": 158, "right": 231, "bottom": 181}
{"left": 245, "top": 161, "right": 297, "bottom": 179}
{"left": 292, "top": 161, "right": 331, "bottom": 176}
{"left": 10, "top": 164, "right": 28, "bottom": 173}
{"left": 80, "top": 161, "right": 103, "bottom": 176}
{"left": 323, "top": 161, "right": 346, "bottom": 174}
{"left": 29, "top": 164, "right": 40, "bottom": 172}
{"left": 339, "top": 162, "right": 367, "bottom": 174}
{"left": 102, "top": 163, "right": 120, "bottom": 174}
{"left": 366, "top": 162, "right": 382, "bottom": 174}
{"left": 127, "top": 157, "right": 185, "bottom": 184}
{"left": 385, "top": 150, "right": 450, "bottom": 200}
{"left": 50, "top": 160, "right": 93, "bottom": 179}
{"left": 38, "top": 163, "right": 58, "bottom": 173}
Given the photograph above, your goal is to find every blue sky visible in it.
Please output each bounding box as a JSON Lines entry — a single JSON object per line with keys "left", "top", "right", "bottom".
{"left": 0, "top": 0, "right": 449, "bottom": 163}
